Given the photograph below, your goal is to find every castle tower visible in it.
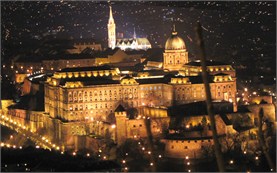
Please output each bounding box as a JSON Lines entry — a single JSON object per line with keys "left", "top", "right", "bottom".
{"left": 114, "top": 104, "right": 128, "bottom": 145}
{"left": 163, "top": 24, "right": 189, "bottom": 71}
{"left": 107, "top": 5, "right": 116, "bottom": 49}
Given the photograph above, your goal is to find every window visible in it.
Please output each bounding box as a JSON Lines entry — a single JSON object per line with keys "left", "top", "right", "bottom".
{"left": 133, "top": 125, "right": 136, "bottom": 128}
{"left": 171, "top": 146, "right": 174, "bottom": 149}
{"left": 184, "top": 146, "right": 188, "bottom": 149}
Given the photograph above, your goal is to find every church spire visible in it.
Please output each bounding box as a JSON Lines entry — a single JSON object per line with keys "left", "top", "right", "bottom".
{"left": 133, "top": 27, "right": 136, "bottom": 39}
{"left": 109, "top": 5, "right": 115, "bottom": 24}
{"left": 107, "top": 2, "right": 116, "bottom": 49}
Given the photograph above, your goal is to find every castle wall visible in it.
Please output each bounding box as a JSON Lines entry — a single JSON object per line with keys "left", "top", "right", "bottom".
{"left": 164, "top": 138, "right": 214, "bottom": 159}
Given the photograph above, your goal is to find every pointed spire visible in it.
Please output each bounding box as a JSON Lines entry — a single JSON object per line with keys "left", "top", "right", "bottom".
{"left": 172, "top": 24, "right": 177, "bottom": 35}
{"left": 108, "top": 3, "right": 114, "bottom": 24}
{"left": 133, "top": 27, "right": 136, "bottom": 39}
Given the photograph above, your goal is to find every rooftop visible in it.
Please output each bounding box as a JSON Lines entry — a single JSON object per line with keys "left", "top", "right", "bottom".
{"left": 185, "top": 60, "right": 230, "bottom": 67}
{"left": 59, "top": 65, "right": 113, "bottom": 72}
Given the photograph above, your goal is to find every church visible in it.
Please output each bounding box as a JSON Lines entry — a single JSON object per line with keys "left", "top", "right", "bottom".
{"left": 107, "top": 5, "right": 152, "bottom": 50}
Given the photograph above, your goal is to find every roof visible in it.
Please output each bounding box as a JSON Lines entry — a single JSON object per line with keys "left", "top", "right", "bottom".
{"left": 135, "top": 77, "right": 170, "bottom": 84}
{"left": 168, "top": 101, "right": 234, "bottom": 117}
{"left": 219, "top": 113, "right": 232, "bottom": 125}
{"left": 135, "top": 70, "right": 173, "bottom": 76}
{"left": 72, "top": 38, "right": 100, "bottom": 44}
{"left": 116, "top": 38, "right": 151, "bottom": 46}
{"left": 124, "top": 50, "right": 146, "bottom": 55}
{"left": 185, "top": 60, "right": 230, "bottom": 66}
{"left": 92, "top": 48, "right": 120, "bottom": 58}
{"left": 165, "top": 32, "right": 186, "bottom": 50}
{"left": 59, "top": 76, "right": 120, "bottom": 86}
{"left": 115, "top": 104, "right": 126, "bottom": 112}
{"left": 164, "top": 134, "right": 226, "bottom": 140}
{"left": 236, "top": 105, "right": 251, "bottom": 113}
{"left": 44, "top": 53, "right": 95, "bottom": 61}
{"left": 142, "top": 48, "right": 164, "bottom": 62}
{"left": 16, "top": 55, "right": 43, "bottom": 63}
{"left": 59, "top": 65, "right": 112, "bottom": 72}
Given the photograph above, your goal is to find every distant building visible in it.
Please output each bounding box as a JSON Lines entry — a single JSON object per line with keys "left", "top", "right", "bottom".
{"left": 44, "top": 65, "right": 237, "bottom": 122}
{"left": 163, "top": 25, "right": 189, "bottom": 71}
{"left": 107, "top": 5, "right": 151, "bottom": 50}
{"left": 67, "top": 39, "right": 102, "bottom": 54}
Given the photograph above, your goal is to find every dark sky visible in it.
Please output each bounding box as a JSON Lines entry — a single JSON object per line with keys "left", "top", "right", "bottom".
{"left": 1, "top": 1, "right": 276, "bottom": 63}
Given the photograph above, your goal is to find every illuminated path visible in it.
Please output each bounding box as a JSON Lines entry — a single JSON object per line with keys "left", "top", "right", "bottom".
{"left": 0, "top": 114, "right": 61, "bottom": 151}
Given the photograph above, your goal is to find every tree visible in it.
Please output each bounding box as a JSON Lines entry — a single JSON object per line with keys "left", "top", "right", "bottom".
{"left": 257, "top": 108, "right": 275, "bottom": 171}
{"left": 195, "top": 22, "right": 225, "bottom": 172}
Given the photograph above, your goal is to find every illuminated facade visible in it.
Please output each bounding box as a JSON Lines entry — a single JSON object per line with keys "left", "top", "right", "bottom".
{"left": 163, "top": 25, "right": 189, "bottom": 71}
{"left": 108, "top": 5, "right": 116, "bottom": 49}
{"left": 44, "top": 66, "right": 237, "bottom": 123}
{"left": 107, "top": 5, "right": 151, "bottom": 50}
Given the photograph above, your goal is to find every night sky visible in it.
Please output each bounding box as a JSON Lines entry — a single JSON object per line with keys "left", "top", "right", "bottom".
{"left": 1, "top": 1, "right": 276, "bottom": 64}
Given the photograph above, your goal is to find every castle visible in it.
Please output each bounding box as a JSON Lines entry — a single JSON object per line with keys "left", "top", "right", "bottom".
{"left": 3, "top": 4, "right": 275, "bottom": 161}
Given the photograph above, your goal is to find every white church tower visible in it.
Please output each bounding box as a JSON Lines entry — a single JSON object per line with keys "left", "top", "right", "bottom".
{"left": 107, "top": 5, "right": 116, "bottom": 49}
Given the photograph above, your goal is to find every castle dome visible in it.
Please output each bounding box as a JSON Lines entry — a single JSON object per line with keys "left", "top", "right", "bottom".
{"left": 165, "top": 25, "right": 186, "bottom": 50}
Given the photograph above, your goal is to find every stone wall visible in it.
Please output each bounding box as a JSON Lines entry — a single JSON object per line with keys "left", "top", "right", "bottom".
{"left": 164, "top": 138, "right": 214, "bottom": 159}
